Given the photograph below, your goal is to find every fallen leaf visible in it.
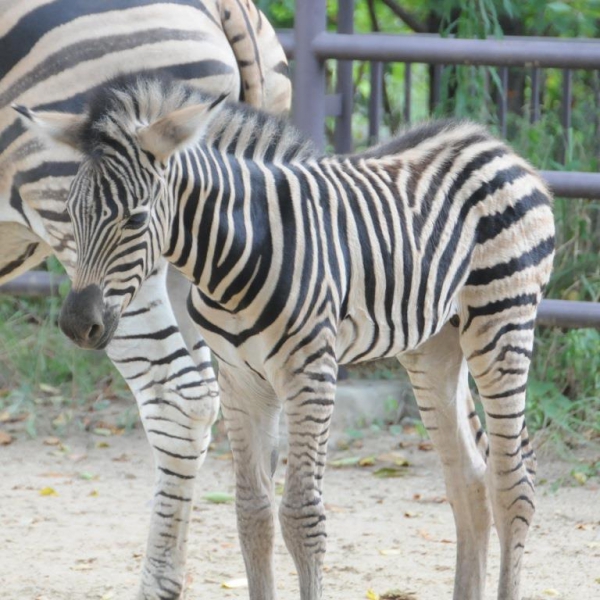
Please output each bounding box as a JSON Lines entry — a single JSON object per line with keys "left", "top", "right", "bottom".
{"left": 93, "top": 428, "right": 112, "bottom": 437}
{"left": 404, "top": 511, "right": 419, "bottom": 518}
{"left": 572, "top": 471, "right": 587, "bottom": 485}
{"left": 43, "top": 437, "right": 61, "bottom": 446}
{"left": 0, "top": 430, "right": 14, "bottom": 446}
{"left": 96, "top": 442, "right": 110, "bottom": 449}
{"left": 379, "top": 548, "right": 402, "bottom": 556}
{"left": 39, "top": 487, "right": 58, "bottom": 497}
{"left": 373, "top": 466, "right": 407, "bottom": 478}
{"left": 418, "top": 441, "right": 434, "bottom": 451}
{"left": 204, "top": 492, "right": 234, "bottom": 504}
{"left": 89, "top": 490, "right": 99, "bottom": 497}
{"left": 366, "top": 590, "right": 379, "bottom": 600}
{"left": 329, "top": 456, "right": 361, "bottom": 468}
{"left": 221, "top": 578, "right": 248, "bottom": 589}
{"left": 381, "top": 591, "right": 417, "bottom": 600}
{"left": 39, "top": 383, "right": 61, "bottom": 395}
{"left": 358, "top": 456, "right": 376, "bottom": 467}
{"left": 541, "top": 589, "right": 561, "bottom": 597}
{"left": 78, "top": 471, "right": 97, "bottom": 481}
{"left": 418, "top": 529, "right": 434, "bottom": 541}
{"left": 377, "top": 452, "right": 410, "bottom": 467}
{"left": 71, "top": 564, "right": 93, "bottom": 571}
{"left": 100, "top": 592, "right": 114, "bottom": 600}
{"left": 0, "top": 411, "right": 27, "bottom": 423}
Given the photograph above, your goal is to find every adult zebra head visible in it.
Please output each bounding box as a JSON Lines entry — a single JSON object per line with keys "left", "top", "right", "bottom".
{"left": 14, "top": 77, "right": 227, "bottom": 349}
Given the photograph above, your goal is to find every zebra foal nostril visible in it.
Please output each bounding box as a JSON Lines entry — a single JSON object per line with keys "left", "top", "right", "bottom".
{"left": 85, "top": 322, "right": 104, "bottom": 343}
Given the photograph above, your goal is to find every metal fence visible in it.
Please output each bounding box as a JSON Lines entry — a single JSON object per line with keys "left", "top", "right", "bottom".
{"left": 282, "top": 0, "right": 600, "bottom": 328}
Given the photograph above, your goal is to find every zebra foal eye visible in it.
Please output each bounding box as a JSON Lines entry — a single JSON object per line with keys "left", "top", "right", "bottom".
{"left": 124, "top": 211, "right": 148, "bottom": 230}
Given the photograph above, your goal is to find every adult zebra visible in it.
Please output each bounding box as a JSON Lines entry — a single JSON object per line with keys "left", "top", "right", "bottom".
{"left": 17, "top": 76, "right": 555, "bottom": 600}
{"left": 1, "top": 2, "right": 290, "bottom": 598}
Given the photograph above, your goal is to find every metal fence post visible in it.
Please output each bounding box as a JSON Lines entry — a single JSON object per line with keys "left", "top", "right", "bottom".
{"left": 293, "top": 0, "right": 327, "bottom": 150}
{"left": 334, "top": 0, "right": 354, "bottom": 153}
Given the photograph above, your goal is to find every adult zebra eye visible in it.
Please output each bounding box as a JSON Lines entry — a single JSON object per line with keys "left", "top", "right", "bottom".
{"left": 124, "top": 212, "right": 148, "bottom": 230}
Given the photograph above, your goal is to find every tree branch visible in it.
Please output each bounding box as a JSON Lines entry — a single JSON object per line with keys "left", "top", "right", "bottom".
{"left": 380, "top": 0, "right": 428, "bottom": 34}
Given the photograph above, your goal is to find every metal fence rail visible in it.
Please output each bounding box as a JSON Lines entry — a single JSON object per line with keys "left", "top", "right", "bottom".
{"left": 285, "top": 0, "right": 600, "bottom": 328}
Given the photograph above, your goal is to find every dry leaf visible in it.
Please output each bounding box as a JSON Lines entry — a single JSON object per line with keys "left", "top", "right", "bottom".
{"left": 39, "top": 383, "right": 61, "bottom": 395}
{"left": 43, "top": 437, "right": 61, "bottom": 446}
{"left": 358, "top": 456, "right": 376, "bottom": 467}
{"left": 0, "top": 430, "right": 14, "bottom": 446}
{"left": 89, "top": 490, "right": 99, "bottom": 497}
{"left": 377, "top": 452, "right": 410, "bottom": 466}
{"left": 541, "top": 589, "right": 561, "bottom": 597}
{"left": 221, "top": 578, "right": 248, "bottom": 589}
{"left": 366, "top": 590, "right": 379, "bottom": 600}
{"left": 373, "top": 466, "right": 407, "bottom": 478}
{"left": 329, "top": 456, "right": 361, "bottom": 468}
{"left": 39, "top": 486, "right": 58, "bottom": 497}
{"left": 379, "top": 548, "right": 402, "bottom": 556}
{"left": 0, "top": 411, "right": 27, "bottom": 423}
{"left": 381, "top": 591, "right": 417, "bottom": 600}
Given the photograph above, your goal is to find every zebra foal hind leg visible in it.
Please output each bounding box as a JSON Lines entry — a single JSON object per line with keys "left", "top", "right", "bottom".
{"left": 459, "top": 290, "right": 541, "bottom": 600}
{"left": 398, "top": 321, "right": 492, "bottom": 600}
{"left": 106, "top": 261, "right": 219, "bottom": 600}
{"left": 218, "top": 365, "right": 282, "bottom": 600}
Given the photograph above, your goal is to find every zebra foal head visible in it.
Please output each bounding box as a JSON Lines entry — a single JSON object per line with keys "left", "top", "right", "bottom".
{"left": 14, "top": 77, "right": 226, "bottom": 349}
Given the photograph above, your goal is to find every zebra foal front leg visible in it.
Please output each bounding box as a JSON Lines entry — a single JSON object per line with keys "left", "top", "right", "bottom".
{"left": 218, "top": 365, "right": 282, "bottom": 600}
{"left": 273, "top": 354, "right": 337, "bottom": 600}
{"left": 106, "top": 262, "right": 219, "bottom": 600}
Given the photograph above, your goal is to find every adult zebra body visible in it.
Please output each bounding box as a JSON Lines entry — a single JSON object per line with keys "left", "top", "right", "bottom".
{"left": 18, "top": 77, "right": 555, "bottom": 600}
{"left": 1, "top": 4, "right": 290, "bottom": 598}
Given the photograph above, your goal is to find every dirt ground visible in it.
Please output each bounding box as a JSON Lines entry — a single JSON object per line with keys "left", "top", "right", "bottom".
{"left": 1, "top": 425, "right": 599, "bottom": 600}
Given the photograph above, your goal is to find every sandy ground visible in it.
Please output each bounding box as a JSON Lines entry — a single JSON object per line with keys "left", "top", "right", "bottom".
{"left": 1, "top": 426, "right": 599, "bottom": 600}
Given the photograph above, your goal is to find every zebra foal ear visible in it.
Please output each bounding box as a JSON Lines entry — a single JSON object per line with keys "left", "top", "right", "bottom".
{"left": 12, "top": 104, "right": 85, "bottom": 152}
{"left": 137, "top": 94, "right": 227, "bottom": 162}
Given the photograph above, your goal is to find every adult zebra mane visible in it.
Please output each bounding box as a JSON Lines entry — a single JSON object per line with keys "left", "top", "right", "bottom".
{"left": 77, "top": 73, "right": 317, "bottom": 163}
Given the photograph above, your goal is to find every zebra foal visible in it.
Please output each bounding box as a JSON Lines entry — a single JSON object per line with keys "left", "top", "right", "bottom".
{"left": 16, "top": 76, "right": 555, "bottom": 600}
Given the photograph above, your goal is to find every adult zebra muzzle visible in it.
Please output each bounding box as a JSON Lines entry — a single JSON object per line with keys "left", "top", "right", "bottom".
{"left": 59, "top": 284, "right": 118, "bottom": 350}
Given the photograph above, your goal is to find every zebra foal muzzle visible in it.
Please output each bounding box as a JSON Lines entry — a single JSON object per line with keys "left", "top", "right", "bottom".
{"left": 59, "top": 285, "right": 118, "bottom": 350}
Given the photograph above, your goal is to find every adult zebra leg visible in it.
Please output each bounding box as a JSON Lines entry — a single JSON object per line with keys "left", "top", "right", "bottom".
{"left": 218, "top": 365, "right": 282, "bottom": 600}
{"left": 274, "top": 353, "right": 337, "bottom": 600}
{"left": 397, "top": 322, "right": 492, "bottom": 600}
{"left": 460, "top": 300, "right": 538, "bottom": 600}
{"left": 106, "top": 260, "right": 219, "bottom": 600}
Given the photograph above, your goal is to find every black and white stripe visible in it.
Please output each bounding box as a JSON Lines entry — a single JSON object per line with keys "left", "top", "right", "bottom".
{"left": 24, "top": 77, "right": 554, "bottom": 600}
{"left": 2, "top": 4, "right": 290, "bottom": 599}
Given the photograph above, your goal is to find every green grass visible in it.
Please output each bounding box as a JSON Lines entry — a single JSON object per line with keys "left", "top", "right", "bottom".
{"left": 0, "top": 293, "right": 132, "bottom": 437}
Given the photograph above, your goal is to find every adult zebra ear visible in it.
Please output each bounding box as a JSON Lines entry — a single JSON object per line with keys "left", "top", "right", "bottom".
{"left": 137, "top": 93, "right": 228, "bottom": 163}
{"left": 12, "top": 104, "right": 86, "bottom": 152}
